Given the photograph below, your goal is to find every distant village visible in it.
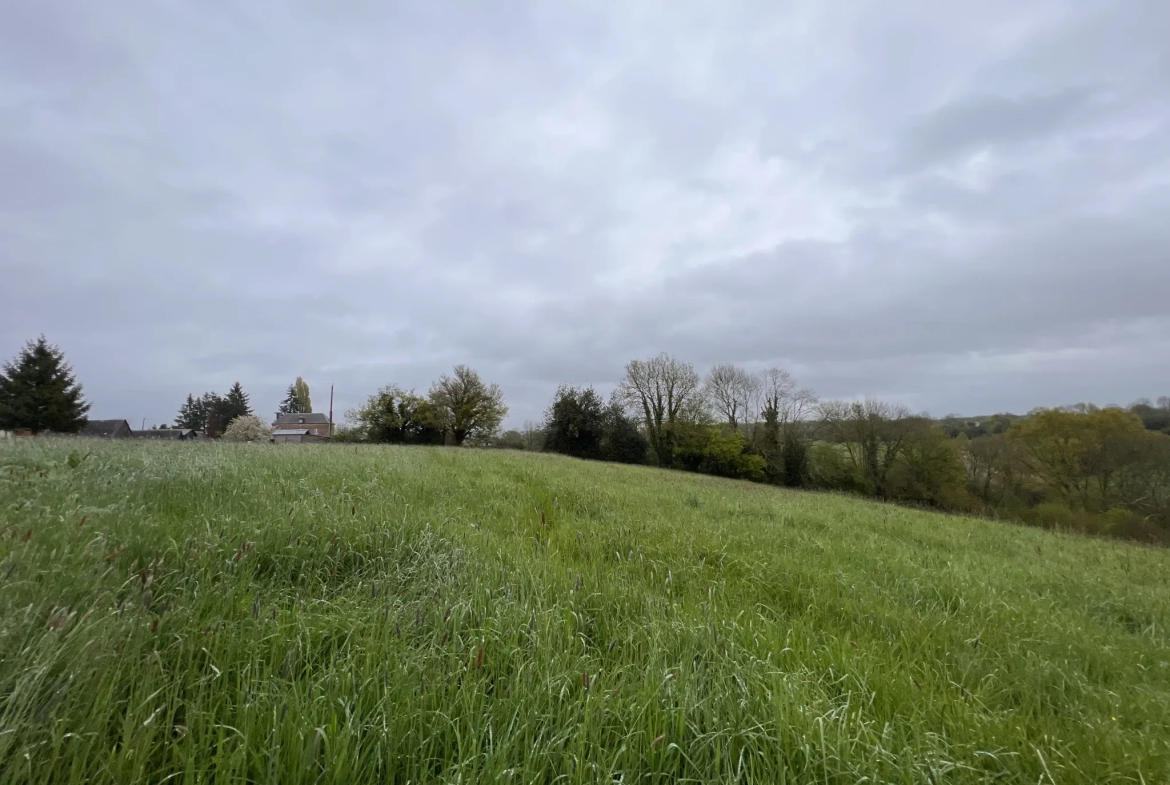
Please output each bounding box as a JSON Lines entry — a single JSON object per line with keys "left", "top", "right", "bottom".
{"left": 0, "top": 412, "right": 335, "bottom": 444}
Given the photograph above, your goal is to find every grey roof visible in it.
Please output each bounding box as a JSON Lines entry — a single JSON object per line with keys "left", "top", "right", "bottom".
{"left": 273, "top": 413, "right": 330, "bottom": 425}
{"left": 80, "top": 419, "right": 130, "bottom": 437}
{"left": 132, "top": 429, "right": 196, "bottom": 439}
{"left": 274, "top": 429, "right": 311, "bottom": 435}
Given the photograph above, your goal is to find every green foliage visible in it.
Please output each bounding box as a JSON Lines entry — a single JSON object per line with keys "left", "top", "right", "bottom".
{"left": 331, "top": 425, "right": 366, "bottom": 444}
{"left": 675, "top": 426, "right": 766, "bottom": 481}
{"left": 543, "top": 385, "right": 606, "bottom": 460}
{"left": 174, "top": 392, "right": 233, "bottom": 436}
{"left": 493, "top": 430, "right": 526, "bottom": 450}
{"left": 0, "top": 336, "right": 90, "bottom": 434}
{"left": 1013, "top": 407, "right": 1149, "bottom": 511}
{"left": 221, "top": 382, "right": 253, "bottom": 427}
{"left": 428, "top": 365, "right": 508, "bottom": 446}
{"left": 2, "top": 441, "right": 1168, "bottom": 783}
{"left": 542, "top": 388, "right": 650, "bottom": 465}
{"left": 778, "top": 426, "right": 811, "bottom": 487}
{"left": 808, "top": 441, "right": 866, "bottom": 493}
{"left": 818, "top": 399, "right": 916, "bottom": 498}
{"left": 278, "top": 377, "right": 313, "bottom": 415}
{"left": 294, "top": 377, "right": 311, "bottom": 412}
{"left": 347, "top": 386, "right": 443, "bottom": 445}
{"left": 175, "top": 394, "right": 204, "bottom": 431}
{"left": 599, "top": 401, "right": 649, "bottom": 464}
{"left": 888, "top": 423, "right": 971, "bottom": 509}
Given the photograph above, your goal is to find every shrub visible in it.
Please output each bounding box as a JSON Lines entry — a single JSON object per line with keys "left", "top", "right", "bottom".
{"left": 807, "top": 442, "right": 866, "bottom": 493}
{"left": 221, "top": 415, "right": 271, "bottom": 443}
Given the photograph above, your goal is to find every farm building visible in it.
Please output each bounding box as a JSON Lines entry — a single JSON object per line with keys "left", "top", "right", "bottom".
{"left": 79, "top": 420, "right": 133, "bottom": 439}
{"left": 273, "top": 428, "right": 329, "bottom": 444}
{"left": 271, "top": 413, "right": 333, "bottom": 438}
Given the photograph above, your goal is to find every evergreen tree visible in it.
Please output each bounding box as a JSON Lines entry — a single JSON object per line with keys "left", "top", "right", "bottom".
{"left": 277, "top": 384, "right": 299, "bottom": 416}
{"left": 176, "top": 394, "right": 203, "bottom": 430}
{"left": 0, "top": 336, "right": 91, "bottom": 434}
{"left": 203, "top": 393, "right": 229, "bottom": 438}
{"left": 277, "top": 377, "right": 312, "bottom": 416}
{"left": 222, "top": 382, "right": 252, "bottom": 427}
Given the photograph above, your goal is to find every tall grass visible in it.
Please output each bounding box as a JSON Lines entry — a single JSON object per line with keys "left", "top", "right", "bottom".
{"left": 0, "top": 440, "right": 1167, "bottom": 783}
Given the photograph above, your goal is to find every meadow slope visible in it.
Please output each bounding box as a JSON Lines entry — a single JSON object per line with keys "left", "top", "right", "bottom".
{"left": 0, "top": 441, "right": 1168, "bottom": 784}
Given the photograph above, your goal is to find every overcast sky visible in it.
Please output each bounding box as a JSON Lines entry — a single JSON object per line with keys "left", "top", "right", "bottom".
{"left": 2, "top": 1, "right": 1167, "bottom": 428}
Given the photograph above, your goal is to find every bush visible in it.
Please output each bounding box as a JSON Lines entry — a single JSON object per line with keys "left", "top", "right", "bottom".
{"left": 222, "top": 415, "right": 271, "bottom": 443}
{"left": 807, "top": 442, "right": 865, "bottom": 493}
{"left": 888, "top": 426, "right": 971, "bottom": 509}
{"left": 332, "top": 426, "right": 365, "bottom": 443}
{"left": 675, "top": 427, "right": 765, "bottom": 482}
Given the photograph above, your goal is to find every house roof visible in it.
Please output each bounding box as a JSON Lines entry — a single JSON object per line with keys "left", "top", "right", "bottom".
{"left": 274, "top": 429, "right": 311, "bottom": 436}
{"left": 132, "top": 429, "right": 196, "bottom": 439}
{"left": 273, "top": 413, "right": 330, "bottom": 425}
{"left": 80, "top": 420, "right": 130, "bottom": 436}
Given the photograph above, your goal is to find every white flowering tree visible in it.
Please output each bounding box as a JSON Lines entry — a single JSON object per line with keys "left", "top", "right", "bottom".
{"left": 222, "top": 415, "right": 270, "bottom": 443}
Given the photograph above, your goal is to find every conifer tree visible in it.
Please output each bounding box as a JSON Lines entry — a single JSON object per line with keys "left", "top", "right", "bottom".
{"left": 0, "top": 336, "right": 90, "bottom": 434}
{"left": 175, "top": 394, "right": 203, "bottom": 430}
{"left": 222, "top": 382, "right": 252, "bottom": 428}
{"left": 277, "top": 384, "right": 299, "bottom": 416}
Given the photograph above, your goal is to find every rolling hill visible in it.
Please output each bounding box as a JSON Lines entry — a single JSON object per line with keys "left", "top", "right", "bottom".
{"left": 1, "top": 440, "right": 1167, "bottom": 783}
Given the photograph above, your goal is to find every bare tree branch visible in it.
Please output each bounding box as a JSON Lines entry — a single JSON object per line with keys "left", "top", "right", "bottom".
{"left": 617, "top": 353, "right": 704, "bottom": 465}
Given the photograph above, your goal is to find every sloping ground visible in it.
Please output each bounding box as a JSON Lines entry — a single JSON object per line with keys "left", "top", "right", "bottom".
{"left": 0, "top": 441, "right": 1167, "bottom": 783}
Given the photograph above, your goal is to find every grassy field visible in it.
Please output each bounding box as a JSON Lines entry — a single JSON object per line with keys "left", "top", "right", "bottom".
{"left": 0, "top": 441, "right": 1168, "bottom": 784}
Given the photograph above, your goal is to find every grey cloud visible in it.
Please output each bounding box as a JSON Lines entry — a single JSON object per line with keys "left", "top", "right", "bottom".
{"left": 894, "top": 88, "right": 1100, "bottom": 171}
{"left": 1, "top": 0, "right": 1167, "bottom": 427}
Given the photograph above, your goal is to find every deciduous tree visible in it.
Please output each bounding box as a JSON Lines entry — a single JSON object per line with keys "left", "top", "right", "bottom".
{"left": 818, "top": 398, "right": 915, "bottom": 499}
{"left": 543, "top": 385, "right": 606, "bottom": 460}
{"left": 427, "top": 366, "right": 508, "bottom": 446}
{"left": 222, "top": 415, "right": 271, "bottom": 443}
{"left": 617, "top": 353, "right": 705, "bottom": 466}
{"left": 347, "top": 385, "right": 443, "bottom": 444}
{"left": 704, "top": 363, "right": 756, "bottom": 429}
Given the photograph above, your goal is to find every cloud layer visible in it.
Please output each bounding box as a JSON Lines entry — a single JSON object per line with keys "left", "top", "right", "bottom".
{"left": 2, "top": 0, "right": 1167, "bottom": 426}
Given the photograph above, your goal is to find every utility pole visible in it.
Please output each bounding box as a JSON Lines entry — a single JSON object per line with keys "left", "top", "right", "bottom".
{"left": 329, "top": 385, "right": 334, "bottom": 436}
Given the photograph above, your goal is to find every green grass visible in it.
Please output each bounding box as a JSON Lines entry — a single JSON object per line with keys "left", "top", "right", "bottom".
{"left": 1, "top": 441, "right": 1168, "bottom": 784}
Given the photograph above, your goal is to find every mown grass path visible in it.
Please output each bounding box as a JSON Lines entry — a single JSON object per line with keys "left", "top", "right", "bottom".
{"left": 1, "top": 441, "right": 1167, "bottom": 783}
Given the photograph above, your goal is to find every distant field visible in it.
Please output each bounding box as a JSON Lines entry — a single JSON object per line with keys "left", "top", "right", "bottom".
{"left": 1, "top": 441, "right": 1168, "bottom": 784}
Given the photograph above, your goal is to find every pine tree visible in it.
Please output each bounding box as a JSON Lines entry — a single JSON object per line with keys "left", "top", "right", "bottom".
{"left": 222, "top": 382, "right": 252, "bottom": 428}
{"left": 277, "top": 384, "right": 299, "bottom": 416}
{"left": 176, "top": 394, "right": 203, "bottom": 430}
{"left": 202, "top": 393, "right": 229, "bottom": 437}
{"left": 0, "top": 336, "right": 91, "bottom": 434}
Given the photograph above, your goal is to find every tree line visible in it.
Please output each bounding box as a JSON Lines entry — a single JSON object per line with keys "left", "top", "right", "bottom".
{"left": 5, "top": 337, "right": 1168, "bottom": 544}
{"left": 341, "top": 350, "right": 1170, "bottom": 544}
{"left": 505, "top": 354, "right": 1170, "bottom": 545}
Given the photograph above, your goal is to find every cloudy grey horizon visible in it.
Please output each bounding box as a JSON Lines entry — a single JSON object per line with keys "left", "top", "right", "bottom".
{"left": 2, "top": 1, "right": 1167, "bottom": 430}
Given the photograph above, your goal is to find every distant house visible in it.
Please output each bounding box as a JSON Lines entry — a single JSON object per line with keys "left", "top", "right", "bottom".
{"left": 132, "top": 428, "right": 201, "bottom": 441}
{"left": 271, "top": 413, "right": 333, "bottom": 438}
{"left": 80, "top": 420, "right": 133, "bottom": 439}
{"left": 273, "top": 429, "right": 329, "bottom": 444}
